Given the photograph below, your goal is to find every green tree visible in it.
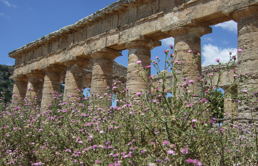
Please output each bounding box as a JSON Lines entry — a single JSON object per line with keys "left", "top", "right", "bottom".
{"left": 208, "top": 89, "right": 224, "bottom": 118}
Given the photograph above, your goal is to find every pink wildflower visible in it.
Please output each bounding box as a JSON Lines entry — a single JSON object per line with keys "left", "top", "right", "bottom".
{"left": 193, "top": 159, "right": 202, "bottom": 166}
{"left": 163, "top": 140, "right": 170, "bottom": 146}
{"left": 186, "top": 159, "right": 193, "bottom": 163}
{"left": 181, "top": 148, "right": 188, "bottom": 154}
{"left": 192, "top": 119, "right": 197, "bottom": 123}
{"left": 136, "top": 92, "right": 141, "bottom": 96}
{"left": 242, "top": 90, "right": 248, "bottom": 93}
{"left": 167, "top": 149, "right": 175, "bottom": 155}
{"left": 237, "top": 48, "right": 243, "bottom": 52}
{"left": 170, "top": 144, "right": 176, "bottom": 148}
{"left": 112, "top": 86, "right": 118, "bottom": 90}
{"left": 136, "top": 59, "right": 142, "bottom": 64}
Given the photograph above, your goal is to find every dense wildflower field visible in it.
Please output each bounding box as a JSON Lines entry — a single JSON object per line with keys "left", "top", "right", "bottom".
{"left": 0, "top": 47, "right": 257, "bottom": 165}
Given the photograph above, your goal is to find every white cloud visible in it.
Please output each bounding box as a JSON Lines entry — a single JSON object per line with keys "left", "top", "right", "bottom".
{"left": 203, "top": 37, "right": 212, "bottom": 42}
{"left": 0, "top": 12, "right": 10, "bottom": 19}
{"left": 0, "top": 0, "right": 17, "bottom": 7}
{"left": 161, "top": 37, "right": 174, "bottom": 47}
{"left": 0, "top": 0, "right": 11, "bottom": 6}
{"left": 214, "top": 20, "right": 237, "bottom": 33}
{"left": 222, "top": 40, "right": 229, "bottom": 45}
{"left": 202, "top": 44, "right": 237, "bottom": 66}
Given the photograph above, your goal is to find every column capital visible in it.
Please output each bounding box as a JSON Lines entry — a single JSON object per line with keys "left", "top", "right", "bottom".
{"left": 91, "top": 48, "right": 122, "bottom": 60}
{"left": 65, "top": 57, "right": 90, "bottom": 68}
{"left": 26, "top": 70, "right": 45, "bottom": 79}
{"left": 232, "top": 6, "right": 258, "bottom": 22}
{"left": 125, "top": 38, "right": 161, "bottom": 50}
{"left": 44, "top": 64, "right": 66, "bottom": 73}
{"left": 11, "top": 75, "right": 28, "bottom": 82}
{"left": 165, "top": 26, "right": 212, "bottom": 38}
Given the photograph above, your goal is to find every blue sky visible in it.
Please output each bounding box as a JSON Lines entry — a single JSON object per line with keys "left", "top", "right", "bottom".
{"left": 1, "top": 0, "right": 238, "bottom": 75}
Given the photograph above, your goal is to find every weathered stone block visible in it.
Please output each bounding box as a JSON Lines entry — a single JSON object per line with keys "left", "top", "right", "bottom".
{"left": 159, "top": 0, "right": 175, "bottom": 13}
{"left": 41, "top": 44, "right": 49, "bottom": 57}
{"left": 60, "top": 35, "right": 70, "bottom": 50}
{"left": 74, "top": 26, "right": 87, "bottom": 43}
{"left": 118, "top": 10, "right": 129, "bottom": 27}
{"left": 138, "top": 3, "right": 152, "bottom": 20}
{"left": 87, "top": 24, "right": 97, "bottom": 39}
{"left": 34, "top": 46, "right": 42, "bottom": 59}
{"left": 51, "top": 39, "right": 60, "bottom": 53}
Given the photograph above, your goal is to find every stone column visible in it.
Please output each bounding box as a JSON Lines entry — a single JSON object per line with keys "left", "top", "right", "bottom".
{"left": 26, "top": 70, "right": 45, "bottom": 103}
{"left": 90, "top": 48, "right": 122, "bottom": 95}
{"left": 232, "top": 6, "right": 258, "bottom": 118}
{"left": 224, "top": 87, "right": 238, "bottom": 118}
{"left": 63, "top": 58, "right": 89, "bottom": 101}
{"left": 83, "top": 72, "right": 92, "bottom": 89}
{"left": 41, "top": 65, "right": 65, "bottom": 110}
{"left": 125, "top": 39, "right": 161, "bottom": 96}
{"left": 11, "top": 75, "right": 28, "bottom": 102}
{"left": 168, "top": 26, "right": 212, "bottom": 98}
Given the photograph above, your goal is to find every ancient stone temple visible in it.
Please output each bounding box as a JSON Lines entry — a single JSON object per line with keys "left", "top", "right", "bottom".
{"left": 9, "top": 0, "right": 258, "bottom": 115}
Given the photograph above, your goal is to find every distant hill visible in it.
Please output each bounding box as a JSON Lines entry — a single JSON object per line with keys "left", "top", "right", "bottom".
{"left": 0, "top": 65, "right": 14, "bottom": 103}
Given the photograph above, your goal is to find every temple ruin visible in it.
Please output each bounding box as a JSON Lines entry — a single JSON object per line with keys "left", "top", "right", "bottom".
{"left": 9, "top": 0, "right": 258, "bottom": 118}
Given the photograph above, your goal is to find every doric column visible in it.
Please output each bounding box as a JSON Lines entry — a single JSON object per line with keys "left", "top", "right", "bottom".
{"left": 168, "top": 26, "right": 212, "bottom": 98}
{"left": 90, "top": 48, "right": 121, "bottom": 95}
{"left": 125, "top": 39, "right": 161, "bottom": 96}
{"left": 63, "top": 58, "right": 89, "bottom": 101}
{"left": 41, "top": 65, "right": 65, "bottom": 110}
{"left": 224, "top": 87, "right": 238, "bottom": 118}
{"left": 26, "top": 70, "right": 45, "bottom": 103}
{"left": 232, "top": 6, "right": 258, "bottom": 118}
{"left": 83, "top": 72, "right": 92, "bottom": 88}
{"left": 11, "top": 75, "right": 28, "bottom": 102}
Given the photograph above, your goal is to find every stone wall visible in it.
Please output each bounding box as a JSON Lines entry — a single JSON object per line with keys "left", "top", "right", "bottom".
{"left": 202, "top": 63, "right": 237, "bottom": 89}
{"left": 151, "top": 63, "right": 237, "bottom": 92}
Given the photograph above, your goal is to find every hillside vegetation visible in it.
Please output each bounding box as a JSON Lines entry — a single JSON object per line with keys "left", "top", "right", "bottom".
{"left": 0, "top": 65, "right": 14, "bottom": 103}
